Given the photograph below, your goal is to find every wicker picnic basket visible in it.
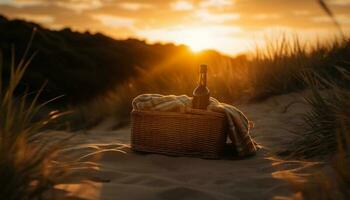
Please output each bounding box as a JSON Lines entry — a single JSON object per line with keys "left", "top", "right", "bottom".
{"left": 131, "top": 109, "right": 227, "bottom": 159}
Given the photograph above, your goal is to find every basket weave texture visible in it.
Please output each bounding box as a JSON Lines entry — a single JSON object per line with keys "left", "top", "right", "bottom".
{"left": 131, "top": 109, "right": 227, "bottom": 159}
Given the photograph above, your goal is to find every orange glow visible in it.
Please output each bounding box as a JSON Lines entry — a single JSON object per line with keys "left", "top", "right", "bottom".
{"left": 1, "top": 0, "right": 349, "bottom": 55}
{"left": 179, "top": 28, "right": 212, "bottom": 52}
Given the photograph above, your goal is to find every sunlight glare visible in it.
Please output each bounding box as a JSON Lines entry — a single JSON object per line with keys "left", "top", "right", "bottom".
{"left": 177, "top": 28, "right": 213, "bottom": 52}
{"left": 139, "top": 25, "right": 249, "bottom": 55}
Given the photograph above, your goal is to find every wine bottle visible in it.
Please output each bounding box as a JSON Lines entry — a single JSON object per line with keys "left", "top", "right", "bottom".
{"left": 192, "top": 64, "right": 210, "bottom": 109}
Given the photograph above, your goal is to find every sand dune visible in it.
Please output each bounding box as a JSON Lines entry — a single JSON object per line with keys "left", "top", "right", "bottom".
{"left": 57, "top": 91, "right": 314, "bottom": 200}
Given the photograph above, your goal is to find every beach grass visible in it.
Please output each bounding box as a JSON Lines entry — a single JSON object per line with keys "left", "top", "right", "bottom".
{"left": 0, "top": 36, "right": 99, "bottom": 200}
{"left": 77, "top": 36, "right": 349, "bottom": 126}
{"left": 278, "top": 64, "right": 350, "bottom": 199}
{"left": 285, "top": 120, "right": 350, "bottom": 200}
{"left": 279, "top": 63, "right": 350, "bottom": 158}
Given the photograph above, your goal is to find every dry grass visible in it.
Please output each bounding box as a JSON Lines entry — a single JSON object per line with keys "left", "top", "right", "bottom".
{"left": 278, "top": 64, "right": 350, "bottom": 199}
{"left": 283, "top": 126, "right": 350, "bottom": 200}
{"left": 75, "top": 36, "right": 349, "bottom": 126}
{"left": 0, "top": 35, "right": 99, "bottom": 200}
{"left": 279, "top": 64, "right": 350, "bottom": 158}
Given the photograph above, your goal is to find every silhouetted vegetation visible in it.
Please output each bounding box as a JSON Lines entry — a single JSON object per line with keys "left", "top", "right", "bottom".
{"left": 1, "top": 9, "right": 350, "bottom": 199}
{"left": 1, "top": 15, "right": 350, "bottom": 151}
{"left": 79, "top": 36, "right": 349, "bottom": 126}
{"left": 0, "top": 39, "right": 99, "bottom": 199}
{"left": 0, "top": 15, "right": 209, "bottom": 104}
{"left": 279, "top": 65, "right": 350, "bottom": 158}
{"left": 285, "top": 74, "right": 350, "bottom": 200}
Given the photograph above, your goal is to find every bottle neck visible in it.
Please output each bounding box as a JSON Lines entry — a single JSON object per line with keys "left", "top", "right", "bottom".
{"left": 199, "top": 72, "right": 207, "bottom": 87}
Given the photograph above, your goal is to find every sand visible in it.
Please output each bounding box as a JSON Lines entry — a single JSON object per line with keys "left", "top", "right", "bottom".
{"left": 56, "top": 91, "right": 316, "bottom": 200}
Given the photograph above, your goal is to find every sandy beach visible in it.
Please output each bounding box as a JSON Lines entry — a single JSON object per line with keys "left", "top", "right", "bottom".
{"left": 1, "top": 5, "right": 349, "bottom": 199}
{"left": 56, "top": 91, "right": 316, "bottom": 200}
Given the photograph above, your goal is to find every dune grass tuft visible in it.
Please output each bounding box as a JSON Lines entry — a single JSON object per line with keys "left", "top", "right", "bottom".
{"left": 276, "top": 60, "right": 350, "bottom": 199}
{"left": 0, "top": 38, "right": 98, "bottom": 199}
{"left": 283, "top": 122, "right": 350, "bottom": 200}
{"left": 279, "top": 64, "right": 350, "bottom": 159}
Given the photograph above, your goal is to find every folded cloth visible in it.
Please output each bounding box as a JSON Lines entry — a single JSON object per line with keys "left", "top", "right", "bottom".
{"left": 132, "top": 94, "right": 258, "bottom": 157}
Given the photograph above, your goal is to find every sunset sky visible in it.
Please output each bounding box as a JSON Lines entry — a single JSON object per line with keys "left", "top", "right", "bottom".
{"left": 0, "top": 0, "right": 349, "bottom": 55}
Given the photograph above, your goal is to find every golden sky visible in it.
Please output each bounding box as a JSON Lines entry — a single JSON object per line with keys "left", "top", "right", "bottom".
{"left": 0, "top": 0, "right": 349, "bottom": 55}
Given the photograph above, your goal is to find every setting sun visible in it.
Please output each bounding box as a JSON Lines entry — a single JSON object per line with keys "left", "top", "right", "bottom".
{"left": 0, "top": 0, "right": 350, "bottom": 200}
{"left": 1, "top": 0, "right": 349, "bottom": 55}
{"left": 179, "top": 28, "right": 212, "bottom": 52}
{"left": 139, "top": 25, "right": 248, "bottom": 55}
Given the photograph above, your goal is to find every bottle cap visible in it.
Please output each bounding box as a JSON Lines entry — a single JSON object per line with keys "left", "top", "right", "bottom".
{"left": 200, "top": 64, "right": 207, "bottom": 73}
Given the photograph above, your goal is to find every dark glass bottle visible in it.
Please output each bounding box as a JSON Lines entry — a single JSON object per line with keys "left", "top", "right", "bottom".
{"left": 192, "top": 64, "right": 210, "bottom": 109}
